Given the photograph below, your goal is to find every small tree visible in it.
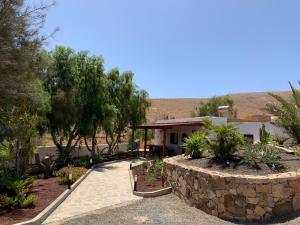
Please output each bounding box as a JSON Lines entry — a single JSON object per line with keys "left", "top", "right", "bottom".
{"left": 0, "top": 0, "right": 52, "bottom": 176}
{"left": 129, "top": 90, "right": 150, "bottom": 154}
{"left": 45, "top": 46, "right": 106, "bottom": 164}
{"left": 209, "top": 124, "right": 244, "bottom": 160}
{"left": 194, "top": 95, "right": 236, "bottom": 117}
{"left": 267, "top": 82, "right": 300, "bottom": 143}
{"left": 103, "top": 69, "right": 149, "bottom": 154}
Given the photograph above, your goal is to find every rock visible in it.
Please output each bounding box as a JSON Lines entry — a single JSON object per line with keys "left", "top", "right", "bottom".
{"left": 289, "top": 181, "right": 300, "bottom": 191}
{"left": 283, "top": 138, "right": 297, "bottom": 146}
{"left": 254, "top": 206, "right": 266, "bottom": 217}
{"left": 247, "top": 198, "right": 259, "bottom": 205}
{"left": 272, "top": 184, "right": 290, "bottom": 198}
{"left": 272, "top": 200, "right": 292, "bottom": 217}
{"left": 293, "top": 196, "right": 300, "bottom": 211}
{"left": 239, "top": 185, "right": 256, "bottom": 198}
{"left": 256, "top": 184, "right": 269, "bottom": 193}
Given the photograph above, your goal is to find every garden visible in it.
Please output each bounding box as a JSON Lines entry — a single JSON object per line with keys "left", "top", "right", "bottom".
{"left": 131, "top": 158, "right": 164, "bottom": 192}
{"left": 0, "top": 1, "right": 149, "bottom": 224}
{"left": 163, "top": 89, "right": 300, "bottom": 221}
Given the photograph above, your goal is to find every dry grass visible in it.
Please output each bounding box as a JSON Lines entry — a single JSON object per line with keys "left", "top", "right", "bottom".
{"left": 147, "top": 91, "right": 290, "bottom": 122}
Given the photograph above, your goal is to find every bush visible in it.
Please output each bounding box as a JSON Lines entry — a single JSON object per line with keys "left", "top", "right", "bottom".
{"left": 153, "top": 158, "right": 163, "bottom": 176}
{"left": 146, "top": 173, "right": 156, "bottom": 186}
{"left": 210, "top": 124, "right": 244, "bottom": 160}
{"left": 57, "top": 166, "right": 87, "bottom": 184}
{"left": 243, "top": 145, "right": 281, "bottom": 169}
{"left": 259, "top": 124, "right": 271, "bottom": 146}
{"left": 1, "top": 177, "right": 37, "bottom": 208}
{"left": 272, "top": 135, "right": 287, "bottom": 145}
{"left": 141, "top": 161, "right": 148, "bottom": 170}
{"left": 182, "top": 132, "right": 208, "bottom": 159}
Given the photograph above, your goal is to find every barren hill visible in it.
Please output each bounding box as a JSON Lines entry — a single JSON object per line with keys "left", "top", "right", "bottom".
{"left": 147, "top": 91, "right": 290, "bottom": 122}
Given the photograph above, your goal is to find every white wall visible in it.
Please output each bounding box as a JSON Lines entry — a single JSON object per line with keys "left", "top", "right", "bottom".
{"left": 153, "top": 118, "right": 290, "bottom": 153}
{"left": 230, "top": 122, "right": 290, "bottom": 144}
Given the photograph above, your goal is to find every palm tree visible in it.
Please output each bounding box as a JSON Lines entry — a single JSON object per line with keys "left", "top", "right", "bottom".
{"left": 267, "top": 82, "right": 300, "bottom": 143}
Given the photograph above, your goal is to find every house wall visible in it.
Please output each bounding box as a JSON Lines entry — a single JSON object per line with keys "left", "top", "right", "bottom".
{"left": 153, "top": 117, "right": 228, "bottom": 154}
{"left": 232, "top": 122, "right": 289, "bottom": 144}
{"left": 153, "top": 117, "right": 290, "bottom": 154}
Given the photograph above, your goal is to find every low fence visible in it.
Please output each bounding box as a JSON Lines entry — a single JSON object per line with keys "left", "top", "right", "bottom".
{"left": 29, "top": 143, "right": 129, "bottom": 165}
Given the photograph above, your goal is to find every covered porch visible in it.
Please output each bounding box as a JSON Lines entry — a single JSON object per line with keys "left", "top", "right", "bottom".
{"left": 137, "top": 118, "right": 205, "bottom": 158}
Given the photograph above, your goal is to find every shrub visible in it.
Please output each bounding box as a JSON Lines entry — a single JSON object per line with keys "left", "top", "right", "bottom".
{"left": 1, "top": 177, "right": 37, "bottom": 208}
{"left": 153, "top": 158, "right": 163, "bottom": 176}
{"left": 259, "top": 125, "right": 271, "bottom": 146}
{"left": 295, "top": 146, "right": 300, "bottom": 156}
{"left": 141, "top": 161, "right": 148, "bottom": 170}
{"left": 243, "top": 145, "right": 281, "bottom": 169}
{"left": 210, "top": 125, "right": 244, "bottom": 160}
{"left": 182, "top": 132, "right": 208, "bottom": 159}
{"left": 146, "top": 173, "right": 156, "bottom": 186}
{"left": 272, "top": 135, "right": 287, "bottom": 145}
{"left": 57, "top": 166, "right": 87, "bottom": 184}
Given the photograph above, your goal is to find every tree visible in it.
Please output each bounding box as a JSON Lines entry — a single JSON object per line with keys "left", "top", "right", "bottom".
{"left": 45, "top": 46, "right": 105, "bottom": 164}
{"left": 129, "top": 90, "right": 150, "bottom": 153}
{"left": 194, "top": 95, "right": 236, "bottom": 117}
{"left": 77, "top": 54, "right": 108, "bottom": 158}
{"left": 0, "top": 0, "right": 52, "bottom": 176}
{"left": 266, "top": 82, "right": 300, "bottom": 143}
{"left": 103, "top": 69, "right": 150, "bottom": 154}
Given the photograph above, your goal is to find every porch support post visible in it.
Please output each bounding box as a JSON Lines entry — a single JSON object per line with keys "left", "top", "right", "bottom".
{"left": 163, "top": 129, "right": 167, "bottom": 158}
{"left": 144, "top": 128, "right": 148, "bottom": 157}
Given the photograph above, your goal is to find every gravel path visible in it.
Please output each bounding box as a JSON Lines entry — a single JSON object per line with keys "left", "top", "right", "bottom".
{"left": 45, "top": 194, "right": 300, "bottom": 225}
{"left": 43, "top": 160, "right": 142, "bottom": 224}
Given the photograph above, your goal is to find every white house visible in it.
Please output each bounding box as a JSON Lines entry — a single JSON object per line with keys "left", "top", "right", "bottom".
{"left": 138, "top": 116, "right": 289, "bottom": 156}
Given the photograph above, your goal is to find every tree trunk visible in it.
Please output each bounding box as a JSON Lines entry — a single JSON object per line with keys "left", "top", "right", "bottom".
{"left": 131, "top": 128, "right": 135, "bottom": 156}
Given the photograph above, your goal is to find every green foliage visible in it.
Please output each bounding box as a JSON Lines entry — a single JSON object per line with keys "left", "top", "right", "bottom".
{"left": 146, "top": 173, "right": 156, "bottom": 186}
{"left": 209, "top": 124, "right": 244, "bottom": 160}
{"left": 295, "top": 146, "right": 300, "bottom": 156}
{"left": 154, "top": 158, "right": 163, "bottom": 176}
{"left": 272, "top": 135, "right": 287, "bottom": 145}
{"left": 141, "top": 161, "right": 148, "bottom": 170}
{"left": 104, "top": 69, "right": 150, "bottom": 154}
{"left": 182, "top": 132, "right": 208, "bottom": 159}
{"left": 70, "top": 155, "right": 107, "bottom": 168}
{"left": 195, "top": 95, "right": 235, "bottom": 117}
{"left": 0, "top": 0, "right": 52, "bottom": 177}
{"left": 57, "top": 166, "right": 87, "bottom": 184}
{"left": 243, "top": 145, "right": 281, "bottom": 169}
{"left": 259, "top": 124, "right": 272, "bottom": 146}
{"left": 1, "top": 177, "right": 37, "bottom": 208}
{"left": 45, "top": 46, "right": 106, "bottom": 164}
{"left": 267, "top": 82, "right": 300, "bottom": 143}
{"left": 129, "top": 129, "right": 154, "bottom": 143}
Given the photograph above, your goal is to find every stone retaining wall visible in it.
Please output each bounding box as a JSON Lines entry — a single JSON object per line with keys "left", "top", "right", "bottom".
{"left": 163, "top": 156, "right": 300, "bottom": 221}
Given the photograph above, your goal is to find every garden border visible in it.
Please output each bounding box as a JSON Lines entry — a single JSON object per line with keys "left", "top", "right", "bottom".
{"left": 163, "top": 155, "right": 300, "bottom": 221}
{"left": 14, "top": 158, "right": 139, "bottom": 225}
{"left": 14, "top": 166, "right": 94, "bottom": 225}
{"left": 129, "top": 162, "right": 172, "bottom": 198}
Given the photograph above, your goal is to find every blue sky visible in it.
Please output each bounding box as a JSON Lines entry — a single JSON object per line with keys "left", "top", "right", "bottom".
{"left": 33, "top": 0, "right": 300, "bottom": 98}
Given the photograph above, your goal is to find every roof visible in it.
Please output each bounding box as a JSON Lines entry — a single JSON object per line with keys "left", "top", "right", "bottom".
{"left": 137, "top": 117, "right": 212, "bottom": 129}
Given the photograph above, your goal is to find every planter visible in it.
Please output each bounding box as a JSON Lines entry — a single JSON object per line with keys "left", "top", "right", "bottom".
{"left": 163, "top": 155, "right": 300, "bottom": 222}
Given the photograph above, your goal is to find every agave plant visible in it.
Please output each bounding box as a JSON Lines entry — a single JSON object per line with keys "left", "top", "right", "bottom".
{"left": 266, "top": 82, "right": 300, "bottom": 143}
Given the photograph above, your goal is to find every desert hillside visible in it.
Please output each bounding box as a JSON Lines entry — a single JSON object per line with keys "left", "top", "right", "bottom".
{"left": 147, "top": 91, "right": 291, "bottom": 122}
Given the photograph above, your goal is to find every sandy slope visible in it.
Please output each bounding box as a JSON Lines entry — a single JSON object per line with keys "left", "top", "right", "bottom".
{"left": 147, "top": 91, "right": 290, "bottom": 122}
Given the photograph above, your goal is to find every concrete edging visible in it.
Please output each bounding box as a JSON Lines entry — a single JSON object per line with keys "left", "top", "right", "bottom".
{"left": 129, "top": 164, "right": 172, "bottom": 198}
{"left": 14, "top": 166, "right": 94, "bottom": 225}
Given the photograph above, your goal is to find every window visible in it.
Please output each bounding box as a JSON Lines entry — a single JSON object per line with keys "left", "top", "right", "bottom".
{"left": 170, "top": 133, "right": 178, "bottom": 144}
